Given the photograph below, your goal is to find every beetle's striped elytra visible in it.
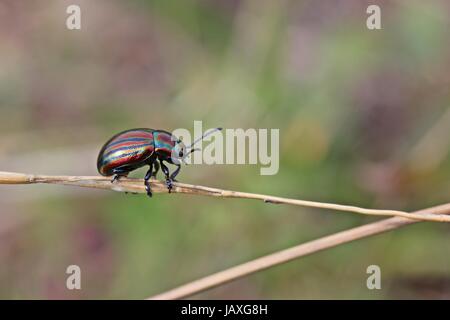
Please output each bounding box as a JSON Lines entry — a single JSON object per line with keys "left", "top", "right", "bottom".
{"left": 97, "top": 129, "right": 155, "bottom": 176}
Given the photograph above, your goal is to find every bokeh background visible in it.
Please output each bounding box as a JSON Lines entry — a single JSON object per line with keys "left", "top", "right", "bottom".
{"left": 0, "top": 0, "right": 449, "bottom": 299}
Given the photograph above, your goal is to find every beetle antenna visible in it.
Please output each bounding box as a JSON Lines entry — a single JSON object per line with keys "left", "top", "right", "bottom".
{"left": 183, "top": 148, "right": 200, "bottom": 160}
{"left": 188, "top": 127, "right": 222, "bottom": 149}
{"left": 182, "top": 148, "right": 201, "bottom": 165}
{"left": 185, "top": 147, "right": 201, "bottom": 156}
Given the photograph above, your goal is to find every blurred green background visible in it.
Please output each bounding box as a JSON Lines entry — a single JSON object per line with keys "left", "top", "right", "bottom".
{"left": 0, "top": 0, "right": 449, "bottom": 299}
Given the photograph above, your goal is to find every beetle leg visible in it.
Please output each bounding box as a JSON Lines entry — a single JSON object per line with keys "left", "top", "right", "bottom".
{"left": 144, "top": 163, "right": 154, "bottom": 198}
{"left": 111, "top": 173, "right": 127, "bottom": 183}
{"left": 152, "top": 161, "right": 160, "bottom": 179}
{"left": 170, "top": 164, "right": 181, "bottom": 182}
{"left": 160, "top": 160, "right": 173, "bottom": 193}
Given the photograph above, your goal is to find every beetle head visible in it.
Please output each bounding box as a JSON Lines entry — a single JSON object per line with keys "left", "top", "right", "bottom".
{"left": 170, "top": 139, "right": 188, "bottom": 165}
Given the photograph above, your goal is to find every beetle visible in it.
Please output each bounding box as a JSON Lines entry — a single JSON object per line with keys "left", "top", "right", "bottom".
{"left": 97, "top": 127, "right": 221, "bottom": 197}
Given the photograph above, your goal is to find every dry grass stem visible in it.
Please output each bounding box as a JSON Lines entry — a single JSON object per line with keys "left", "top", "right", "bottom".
{"left": 0, "top": 171, "right": 449, "bottom": 223}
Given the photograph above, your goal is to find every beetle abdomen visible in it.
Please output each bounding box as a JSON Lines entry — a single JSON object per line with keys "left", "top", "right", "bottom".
{"left": 97, "top": 129, "right": 155, "bottom": 176}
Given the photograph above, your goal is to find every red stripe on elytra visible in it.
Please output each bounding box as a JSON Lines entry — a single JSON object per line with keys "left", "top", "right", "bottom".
{"left": 101, "top": 151, "right": 149, "bottom": 173}
{"left": 117, "top": 131, "right": 153, "bottom": 139}
{"left": 104, "top": 140, "right": 153, "bottom": 153}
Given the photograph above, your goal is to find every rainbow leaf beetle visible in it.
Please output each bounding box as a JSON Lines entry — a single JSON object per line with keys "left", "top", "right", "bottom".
{"left": 97, "top": 127, "right": 221, "bottom": 197}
